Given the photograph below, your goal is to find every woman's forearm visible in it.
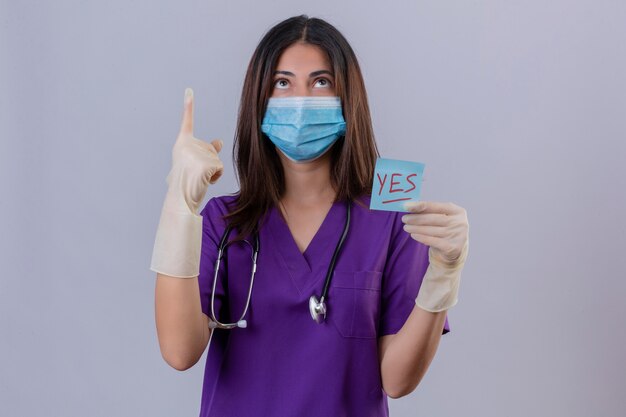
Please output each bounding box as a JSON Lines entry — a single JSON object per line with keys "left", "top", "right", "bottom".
{"left": 155, "top": 273, "right": 210, "bottom": 370}
{"left": 380, "top": 304, "right": 447, "bottom": 397}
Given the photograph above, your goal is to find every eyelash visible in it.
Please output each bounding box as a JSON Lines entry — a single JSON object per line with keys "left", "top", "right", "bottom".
{"left": 274, "top": 77, "right": 333, "bottom": 88}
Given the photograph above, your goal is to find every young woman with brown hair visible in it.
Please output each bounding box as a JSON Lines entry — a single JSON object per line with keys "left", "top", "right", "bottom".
{"left": 151, "top": 14, "right": 469, "bottom": 417}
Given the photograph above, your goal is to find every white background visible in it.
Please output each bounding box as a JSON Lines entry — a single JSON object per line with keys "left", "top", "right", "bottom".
{"left": 1, "top": 1, "right": 625, "bottom": 416}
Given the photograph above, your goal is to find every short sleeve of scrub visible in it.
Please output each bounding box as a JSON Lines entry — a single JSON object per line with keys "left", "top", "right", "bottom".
{"left": 378, "top": 211, "right": 451, "bottom": 336}
{"left": 195, "top": 194, "right": 451, "bottom": 417}
{"left": 197, "top": 197, "right": 229, "bottom": 320}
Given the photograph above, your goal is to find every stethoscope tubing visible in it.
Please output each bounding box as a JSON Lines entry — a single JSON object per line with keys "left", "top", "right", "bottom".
{"left": 317, "top": 201, "right": 351, "bottom": 307}
{"left": 209, "top": 227, "right": 260, "bottom": 329}
{"left": 209, "top": 200, "right": 351, "bottom": 329}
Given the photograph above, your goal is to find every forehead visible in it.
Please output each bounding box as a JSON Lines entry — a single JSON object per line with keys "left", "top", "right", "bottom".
{"left": 275, "top": 42, "right": 332, "bottom": 72}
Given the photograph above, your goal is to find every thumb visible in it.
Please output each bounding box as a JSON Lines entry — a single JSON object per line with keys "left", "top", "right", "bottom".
{"left": 211, "top": 139, "right": 224, "bottom": 153}
{"left": 404, "top": 201, "right": 426, "bottom": 213}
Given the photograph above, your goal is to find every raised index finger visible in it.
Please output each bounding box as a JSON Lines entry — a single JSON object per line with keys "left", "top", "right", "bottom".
{"left": 179, "top": 87, "right": 194, "bottom": 135}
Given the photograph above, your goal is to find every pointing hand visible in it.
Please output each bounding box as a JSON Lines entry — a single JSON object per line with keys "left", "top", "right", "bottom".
{"left": 150, "top": 87, "right": 225, "bottom": 278}
{"left": 166, "top": 88, "right": 225, "bottom": 215}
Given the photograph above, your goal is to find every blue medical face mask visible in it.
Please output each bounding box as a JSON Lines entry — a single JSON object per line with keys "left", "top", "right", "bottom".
{"left": 260, "top": 96, "right": 347, "bottom": 163}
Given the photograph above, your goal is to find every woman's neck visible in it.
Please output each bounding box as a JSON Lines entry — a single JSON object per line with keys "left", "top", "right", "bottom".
{"left": 279, "top": 151, "right": 336, "bottom": 207}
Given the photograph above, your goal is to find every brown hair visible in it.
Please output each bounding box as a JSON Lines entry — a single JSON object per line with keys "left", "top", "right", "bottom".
{"left": 224, "top": 14, "right": 379, "bottom": 240}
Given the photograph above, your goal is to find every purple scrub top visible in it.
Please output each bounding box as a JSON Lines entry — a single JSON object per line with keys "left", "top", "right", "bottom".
{"left": 197, "top": 194, "right": 450, "bottom": 417}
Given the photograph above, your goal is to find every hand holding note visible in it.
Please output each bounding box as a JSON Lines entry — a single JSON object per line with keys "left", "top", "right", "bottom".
{"left": 402, "top": 200, "right": 469, "bottom": 312}
{"left": 401, "top": 201, "right": 469, "bottom": 266}
{"left": 369, "top": 156, "right": 469, "bottom": 312}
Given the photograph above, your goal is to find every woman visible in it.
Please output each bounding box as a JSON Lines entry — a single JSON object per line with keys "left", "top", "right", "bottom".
{"left": 151, "top": 15, "right": 469, "bottom": 417}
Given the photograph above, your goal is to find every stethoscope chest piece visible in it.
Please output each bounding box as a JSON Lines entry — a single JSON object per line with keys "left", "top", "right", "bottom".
{"left": 308, "top": 201, "right": 351, "bottom": 325}
{"left": 309, "top": 295, "right": 327, "bottom": 323}
{"left": 211, "top": 201, "right": 350, "bottom": 330}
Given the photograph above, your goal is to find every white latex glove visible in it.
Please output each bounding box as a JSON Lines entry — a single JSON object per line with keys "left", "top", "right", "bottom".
{"left": 402, "top": 201, "right": 469, "bottom": 312}
{"left": 150, "top": 88, "right": 224, "bottom": 278}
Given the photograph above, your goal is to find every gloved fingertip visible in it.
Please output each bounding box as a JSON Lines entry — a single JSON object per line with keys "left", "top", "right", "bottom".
{"left": 408, "top": 201, "right": 428, "bottom": 212}
{"left": 185, "top": 87, "right": 193, "bottom": 103}
{"left": 403, "top": 201, "right": 418, "bottom": 211}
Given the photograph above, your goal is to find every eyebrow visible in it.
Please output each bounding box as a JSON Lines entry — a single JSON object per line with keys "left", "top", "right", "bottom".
{"left": 273, "top": 70, "right": 334, "bottom": 78}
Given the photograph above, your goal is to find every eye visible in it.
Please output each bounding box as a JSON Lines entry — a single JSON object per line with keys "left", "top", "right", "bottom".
{"left": 274, "top": 78, "right": 289, "bottom": 89}
{"left": 314, "top": 77, "right": 332, "bottom": 88}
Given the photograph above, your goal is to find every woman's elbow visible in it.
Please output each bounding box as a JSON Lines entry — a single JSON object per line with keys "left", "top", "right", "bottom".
{"left": 158, "top": 327, "right": 209, "bottom": 371}
{"left": 383, "top": 379, "right": 420, "bottom": 399}
{"left": 161, "top": 349, "right": 199, "bottom": 371}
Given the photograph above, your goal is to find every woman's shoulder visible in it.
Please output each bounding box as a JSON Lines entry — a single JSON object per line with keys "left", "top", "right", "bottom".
{"left": 351, "top": 193, "right": 393, "bottom": 217}
{"left": 351, "top": 192, "right": 406, "bottom": 228}
{"left": 351, "top": 193, "right": 374, "bottom": 208}
{"left": 200, "top": 193, "right": 240, "bottom": 217}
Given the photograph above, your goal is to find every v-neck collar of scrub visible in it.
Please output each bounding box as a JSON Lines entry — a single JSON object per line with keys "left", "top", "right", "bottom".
{"left": 267, "top": 199, "right": 347, "bottom": 293}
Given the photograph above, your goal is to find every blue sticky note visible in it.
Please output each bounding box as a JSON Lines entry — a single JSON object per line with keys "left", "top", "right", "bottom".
{"left": 370, "top": 157, "right": 425, "bottom": 212}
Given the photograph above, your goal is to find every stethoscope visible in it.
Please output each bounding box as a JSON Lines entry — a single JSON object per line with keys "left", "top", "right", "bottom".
{"left": 208, "top": 201, "right": 351, "bottom": 330}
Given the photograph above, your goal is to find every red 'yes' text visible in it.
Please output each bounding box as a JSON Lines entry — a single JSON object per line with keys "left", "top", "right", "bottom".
{"left": 376, "top": 173, "right": 417, "bottom": 204}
